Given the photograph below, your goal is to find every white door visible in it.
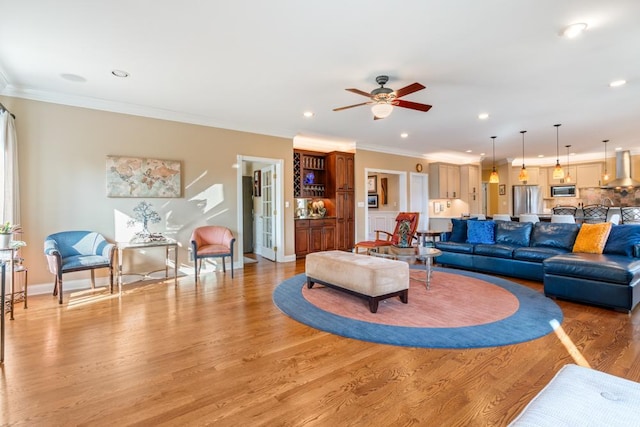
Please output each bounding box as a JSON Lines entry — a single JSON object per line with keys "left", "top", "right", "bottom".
{"left": 260, "top": 165, "right": 276, "bottom": 261}
{"left": 410, "top": 172, "right": 429, "bottom": 230}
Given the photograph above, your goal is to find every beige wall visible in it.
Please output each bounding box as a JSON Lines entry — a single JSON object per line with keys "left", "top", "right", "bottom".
{"left": 2, "top": 97, "right": 294, "bottom": 285}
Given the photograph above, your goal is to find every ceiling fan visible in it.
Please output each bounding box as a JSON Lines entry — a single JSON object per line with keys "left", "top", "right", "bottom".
{"left": 333, "top": 75, "right": 432, "bottom": 120}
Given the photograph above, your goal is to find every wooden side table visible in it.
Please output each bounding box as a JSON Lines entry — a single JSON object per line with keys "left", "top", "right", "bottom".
{"left": 415, "top": 230, "right": 443, "bottom": 247}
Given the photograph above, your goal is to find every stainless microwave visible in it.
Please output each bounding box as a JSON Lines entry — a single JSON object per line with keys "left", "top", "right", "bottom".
{"left": 551, "top": 185, "right": 577, "bottom": 197}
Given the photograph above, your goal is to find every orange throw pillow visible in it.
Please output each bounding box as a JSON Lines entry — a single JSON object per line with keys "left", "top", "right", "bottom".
{"left": 572, "top": 222, "right": 613, "bottom": 254}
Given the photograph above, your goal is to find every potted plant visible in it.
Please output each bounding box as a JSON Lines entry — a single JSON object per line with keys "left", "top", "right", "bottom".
{"left": 0, "top": 222, "right": 21, "bottom": 248}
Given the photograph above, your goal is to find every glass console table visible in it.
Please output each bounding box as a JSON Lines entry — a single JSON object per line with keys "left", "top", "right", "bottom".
{"left": 369, "top": 245, "right": 442, "bottom": 290}
{"left": 115, "top": 239, "right": 178, "bottom": 293}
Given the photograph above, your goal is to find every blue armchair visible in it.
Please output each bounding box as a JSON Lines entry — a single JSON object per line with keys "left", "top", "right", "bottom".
{"left": 44, "top": 231, "right": 115, "bottom": 304}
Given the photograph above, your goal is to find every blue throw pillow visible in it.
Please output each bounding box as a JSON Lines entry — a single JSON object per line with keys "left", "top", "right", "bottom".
{"left": 467, "top": 220, "right": 495, "bottom": 244}
{"left": 604, "top": 224, "right": 640, "bottom": 257}
{"left": 450, "top": 218, "right": 473, "bottom": 243}
{"left": 495, "top": 221, "right": 533, "bottom": 247}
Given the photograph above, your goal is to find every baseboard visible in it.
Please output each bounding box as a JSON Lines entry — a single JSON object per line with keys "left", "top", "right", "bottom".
{"left": 28, "top": 256, "right": 297, "bottom": 296}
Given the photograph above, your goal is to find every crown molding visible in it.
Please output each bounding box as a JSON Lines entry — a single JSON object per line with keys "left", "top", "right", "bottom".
{"left": 0, "top": 86, "right": 298, "bottom": 141}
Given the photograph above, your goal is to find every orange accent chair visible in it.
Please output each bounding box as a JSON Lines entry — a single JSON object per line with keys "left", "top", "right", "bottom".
{"left": 190, "top": 226, "right": 236, "bottom": 281}
{"left": 354, "top": 212, "right": 420, "bottom": 254}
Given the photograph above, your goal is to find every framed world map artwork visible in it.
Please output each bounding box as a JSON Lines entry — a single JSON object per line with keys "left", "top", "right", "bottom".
{"left": 106, "top": 156, "right": 181, "bottom": 197}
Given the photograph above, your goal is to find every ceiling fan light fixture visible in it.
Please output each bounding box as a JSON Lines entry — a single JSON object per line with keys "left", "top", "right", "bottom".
{"left": 371, "top": 102, "right": 393, "bottom": 119}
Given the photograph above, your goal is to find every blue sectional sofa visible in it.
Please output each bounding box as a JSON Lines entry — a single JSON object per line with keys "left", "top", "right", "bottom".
{"left": 435, "top": 219, "right": 640, "bottom": 312}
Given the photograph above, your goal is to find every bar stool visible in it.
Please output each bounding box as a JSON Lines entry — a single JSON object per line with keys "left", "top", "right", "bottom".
{"left": 582, "top": 205, "right": 609, "bottom": 223}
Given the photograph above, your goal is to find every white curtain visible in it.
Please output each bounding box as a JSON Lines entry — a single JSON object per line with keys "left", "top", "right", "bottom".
{"left": 0, "top": 109, "right": 20, "bottom": 226}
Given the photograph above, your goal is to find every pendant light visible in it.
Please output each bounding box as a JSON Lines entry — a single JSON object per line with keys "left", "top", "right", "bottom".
{"left": 518, "top": 130, "right": 529, "bottom": 182}
{"left": 552, "top": 124, "right": 565, "bottom": 179}
{"left": 565, "top": 144, "right": 572, "bottom": 183}
{"left": 602, "top": 139, "right": 610, "bottom": 182}
{"left": 489, "top": 136, "right": 499, "bottom": 183}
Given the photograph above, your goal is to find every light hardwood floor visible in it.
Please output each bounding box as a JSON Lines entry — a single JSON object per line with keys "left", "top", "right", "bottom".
{"left": 2, "top": 258, "right": 639, "bottom": 426}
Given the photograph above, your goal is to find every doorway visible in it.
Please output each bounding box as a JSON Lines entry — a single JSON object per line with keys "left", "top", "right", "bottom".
{"left": 237, "top": 156, "right": 284, "bottom": 267}
{"left": 410, "top": 172, "right": 430, "bottom": 230}
{"left": 363, "top": 168, "right": 408, "bottom": 239}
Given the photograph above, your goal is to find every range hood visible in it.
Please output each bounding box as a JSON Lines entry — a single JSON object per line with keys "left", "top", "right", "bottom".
{"left": 602, "top": 150, "right": 640, "bottom": 188}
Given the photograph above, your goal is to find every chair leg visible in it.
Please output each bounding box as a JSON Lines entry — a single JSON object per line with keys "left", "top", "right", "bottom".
{"left": 53, "top": 276, "right": 58, "bottom": 296}
{"left": 58, "top": 276, "right": 64, "bottom": 305}
{"left": 195, "top": 258, "right": 200, "bottom": 283}
{"left": 230, "top": 256, "right": 234, "bottom": 278}
{"left": 222, "top": 257, "right": 226, "bottom": 273}
{"left": 24, "top": 269, "right": 28, "bottom": 309}
{"left": 90, "top": 269, "right": 96, "bottom": 289}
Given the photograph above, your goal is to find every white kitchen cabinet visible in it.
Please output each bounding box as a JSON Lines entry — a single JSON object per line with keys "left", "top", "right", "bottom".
{"left": 576, "top": 163, "right": 603, "bottom": 188}
{"left": 429, "top": 163, "right": 461, "bottom": 199}
{"left": 460, "top": 165, "right": 480, "bottom": 211}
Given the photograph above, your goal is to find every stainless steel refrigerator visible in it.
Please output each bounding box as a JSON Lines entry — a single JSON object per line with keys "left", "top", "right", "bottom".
{"left": 512, "top": 185, "right": 543, "bottom": 216}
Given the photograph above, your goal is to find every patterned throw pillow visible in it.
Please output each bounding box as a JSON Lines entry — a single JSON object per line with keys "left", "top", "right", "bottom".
{"left": 467, "top": 220, "right": 495, "bottom": 244}
{"left": 572, "top": 222, "right": 613, "bottom": 254}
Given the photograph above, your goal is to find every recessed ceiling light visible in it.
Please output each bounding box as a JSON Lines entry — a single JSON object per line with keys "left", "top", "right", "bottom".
{"left": 400, "top": 132, "right": 408, "bottom": 138}
{"left": 538, "top": 154, "right": 545, "bottom": 158}
{"left": 609, "top": 80, "right": 627, "bottom": 88}
{"left": 480, "top": 152, "right": 486, "bottom": 156}
{"left": 465, "top": 149, "right": 472, "bottom": 153}
{"left": 562, "top": 23, "right": 588, "bottom": 39}
{"left": 478, "top": 113, "right": 489, "bottom": 120}
{"left": 615, "top": 147, "right": 623, "bottom": 151}
{"left": 303, "top": 111, "right": 314, "bottom": 118}
{"left": 111, "top": 69, "right": 130, "bottom": 78}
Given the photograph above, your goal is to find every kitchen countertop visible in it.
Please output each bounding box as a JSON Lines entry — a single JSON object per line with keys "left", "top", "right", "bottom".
{"left": 295, "top": 216, "right": 336, "bottom": 220}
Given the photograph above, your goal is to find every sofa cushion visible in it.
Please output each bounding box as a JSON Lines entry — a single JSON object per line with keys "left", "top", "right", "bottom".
{"left": 573, "top": 222, "right": 612, "bottom": 254}
{"left": 467, "top": 220, "right": 495, "bottom": 244}
{"left": 604, "top": 224, "right": 640, "bottom": 257}
{"left": 495, "top": 221, "right": 533, "bottom": 247}
{"left": 474, "top": 244, "right": 517, "bottom": 259}
{"left": 531, "top": 222, "right": 580, "bottom": 251}
{"left": 450, "top": 218, "right": 477, "bottom": 243}
{"left": 544, "top": 253, "right": 640, "bottom": 285}
{"left": 435, "top": 241, "right": 475, "bottom": 254}
{"left": 513, "top": 246, "right": 569, "bottom": 263}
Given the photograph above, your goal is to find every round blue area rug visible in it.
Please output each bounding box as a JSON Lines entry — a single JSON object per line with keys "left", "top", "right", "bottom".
{"left": 272, "top": 267, "right": 563, "bottom": 349}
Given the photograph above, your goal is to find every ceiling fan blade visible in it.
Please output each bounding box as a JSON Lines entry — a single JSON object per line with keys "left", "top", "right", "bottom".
{"left": 394, "top": 82, "right": 426, "bottom": 98}
{"left": 395, "top": 99, "right": 432, "bottom": 112}
{"left": 346, "top": 88, "right": 373, "bottom": 98}
{"left": 333, "top": 102, "right": 371, "bottom": 112}
{"left": 373, "top": 115, "right": 384, "bottom": 120}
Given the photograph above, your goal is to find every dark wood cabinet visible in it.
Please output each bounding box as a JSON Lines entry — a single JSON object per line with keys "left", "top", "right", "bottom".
{"left": 326, "top": 152, "right": 355, "bottom": 193}
{"left": 295, "top": 220, "right": 311, "bottom": 256}
{"left": 294, "top": 150, "right": 354, "bottom": 257}
{"left": 295, "top": 219, "right": 335, "bottom": 258}
{"left": 335, "top": 191, "right": 355, "bottom": 251}
{"left": 294, "top": 150, "right": 326, "bottom": 198}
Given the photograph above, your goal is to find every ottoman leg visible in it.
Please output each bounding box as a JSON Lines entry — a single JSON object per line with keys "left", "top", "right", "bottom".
{"left": 369, "top": 298, "right": 379, "bottom": 313}
{"left": 400, "top": 289, "right": 408, "bottom": 304}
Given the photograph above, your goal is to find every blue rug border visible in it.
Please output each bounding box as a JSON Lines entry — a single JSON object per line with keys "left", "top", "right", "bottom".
{"left": 272, "top": 267, "right": 564, "bottom": 349}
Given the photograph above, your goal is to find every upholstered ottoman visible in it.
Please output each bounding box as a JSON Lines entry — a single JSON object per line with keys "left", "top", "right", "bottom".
{"left": 509, "top": 364, "right": 640, "bottom": 426}
{"left": 305, "top": 250, "right": 409, "bottom": 313}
